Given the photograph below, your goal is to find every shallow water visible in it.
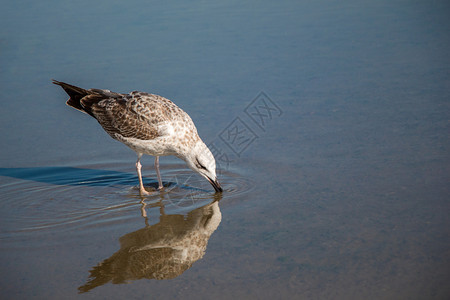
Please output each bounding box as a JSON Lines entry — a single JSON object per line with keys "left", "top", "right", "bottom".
{"left": 1, "top": 0, "right": 449, "bottom": 299}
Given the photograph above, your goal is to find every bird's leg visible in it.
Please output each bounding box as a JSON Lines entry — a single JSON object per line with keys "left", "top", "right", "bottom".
{"left": 154, "top": 156, "right": 164, "bottom": 190}
{"left": 136, "top": 154, "right": 150, "bottom": 196}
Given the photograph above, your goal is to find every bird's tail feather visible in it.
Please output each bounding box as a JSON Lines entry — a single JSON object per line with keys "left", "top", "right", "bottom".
{"left": 52, "top": 79, "right": 88, "bottom": 111}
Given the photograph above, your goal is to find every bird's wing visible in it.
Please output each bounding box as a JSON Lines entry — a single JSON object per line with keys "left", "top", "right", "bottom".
{"left": 84, "top": 91, "right": 162, "bottom": 141}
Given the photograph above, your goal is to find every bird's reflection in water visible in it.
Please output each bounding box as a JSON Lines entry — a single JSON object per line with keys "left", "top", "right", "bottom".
{"left": 78, "top": 195, "right": 222, "bottom": 293}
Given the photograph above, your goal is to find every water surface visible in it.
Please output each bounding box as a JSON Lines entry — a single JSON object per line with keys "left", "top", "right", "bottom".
{"left": 1, "top": 0, "right": 449, "bottom": 299}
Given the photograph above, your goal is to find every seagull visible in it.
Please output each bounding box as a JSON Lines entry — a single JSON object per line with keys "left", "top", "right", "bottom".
{"left": 53, "top": 80, "right": 222, "bottom": 195}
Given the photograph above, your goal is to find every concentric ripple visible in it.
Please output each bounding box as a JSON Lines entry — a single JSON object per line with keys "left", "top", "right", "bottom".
{"left": 0, "top": 161, "right": 252, "bottom": 248}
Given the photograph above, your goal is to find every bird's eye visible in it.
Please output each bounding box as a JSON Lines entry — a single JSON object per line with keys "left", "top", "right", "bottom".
{"left": 195, "top": 158, "right": 207, "bottom": 170}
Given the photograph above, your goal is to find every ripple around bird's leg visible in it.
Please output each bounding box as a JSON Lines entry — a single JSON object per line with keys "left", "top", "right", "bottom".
{"left": 0, "top": 162, "right": 253, "bottom": 248}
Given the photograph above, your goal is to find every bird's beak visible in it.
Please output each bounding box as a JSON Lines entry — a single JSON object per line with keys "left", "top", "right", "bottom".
{"left": 207, "top": 177, "right": 223, "bottom": 193}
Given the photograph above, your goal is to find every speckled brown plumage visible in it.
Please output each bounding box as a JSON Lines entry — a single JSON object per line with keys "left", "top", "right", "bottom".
{"left": 53, "top": 80, "right": 222, "bottom": 194}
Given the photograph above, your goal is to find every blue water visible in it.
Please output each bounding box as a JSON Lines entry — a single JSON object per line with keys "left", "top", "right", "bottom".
{"left": 1, "top": 0, "right": 449, "bottom": 299}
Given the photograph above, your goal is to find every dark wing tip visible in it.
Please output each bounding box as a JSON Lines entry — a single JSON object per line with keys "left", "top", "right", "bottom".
{"left": 53, "top": 80, "right": 92, "bottom": 113}
{"left": 52, "top": 79, "right": 67, "bottom": 87}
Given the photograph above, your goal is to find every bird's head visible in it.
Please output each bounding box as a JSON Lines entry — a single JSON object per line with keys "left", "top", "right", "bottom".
{"left": 185, "top": 141, "right": 223, "bottom": 193}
